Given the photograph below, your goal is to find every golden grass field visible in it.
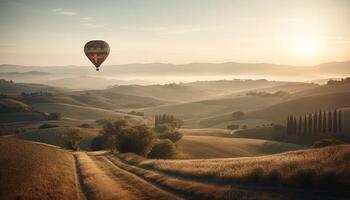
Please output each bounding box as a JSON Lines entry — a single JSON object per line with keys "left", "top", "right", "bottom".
{"left": 178, "top": 129, "right": 305, "bottom": 158}
{"left": 133, "top": 145, "right": 350, "bottom": 193}
{"left": 0, "top": 138, "right": 79, "bottom": 200}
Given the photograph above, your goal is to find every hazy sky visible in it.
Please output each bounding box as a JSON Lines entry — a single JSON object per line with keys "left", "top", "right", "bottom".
{"left": 0, "top": 0, "right": 349, "bottom": 66}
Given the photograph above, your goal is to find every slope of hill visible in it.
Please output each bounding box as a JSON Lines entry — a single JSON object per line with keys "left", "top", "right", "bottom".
{"left": 0, "top": 138, "right": 79, "bottom": 200}
{"left": 249, "top": 92, "right": 350, "bottom": 123}
{"left": 30, "top": 103, "right": 142, "bottom": 121}
{"left": 0, "top": 79, "right": 66, "bottom": 94}
{"left": 292, "top": 78, "right": 350, "bottom": 98}
{"left": 178, "top": 135, "right": 305, "bottom": 159}
{"left": 133, "top": 144, "right": 350, "bottom": 196}
{"left": 17, "top": 127, "right": 100, "bottom": 150}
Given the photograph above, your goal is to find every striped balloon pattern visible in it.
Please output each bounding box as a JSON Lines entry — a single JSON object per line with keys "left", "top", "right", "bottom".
{"left": 84, "top": 40, "right": 110, "bottom": 71}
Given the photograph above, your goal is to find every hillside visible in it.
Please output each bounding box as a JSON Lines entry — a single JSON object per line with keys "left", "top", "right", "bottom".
{"left": 130, "top": 144, "right": 350, "bottom": 197}
{"left": 249, "top": 92, "right": 350, "bottom": 123}
{"left": 178, "top": 135, "right": 305, "bottom": 159}
{"left": 0, "top": 138, "right": 79, "bottom": 200}
{"left": 17, "top": 126, "right": 100, "bottom": 150}
{"left": 0, "top": 79, "right": 66, "bottom": 94}
{"left": 30, "top": 103, "right": 143, "bottom": 122}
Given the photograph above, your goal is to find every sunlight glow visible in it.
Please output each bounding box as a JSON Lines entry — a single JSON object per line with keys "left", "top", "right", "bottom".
{"left": 291, "top": 34, "right": 320, "bottom": 58}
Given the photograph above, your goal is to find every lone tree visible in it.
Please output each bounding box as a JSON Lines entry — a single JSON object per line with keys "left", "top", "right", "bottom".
{"left": 333, "top": 109, "right": 338, "bottom": 134}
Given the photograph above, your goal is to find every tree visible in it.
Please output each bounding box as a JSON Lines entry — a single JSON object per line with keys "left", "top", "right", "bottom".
{"left": 333, "top": 109, "right": 338, "bottom": 134}
{"left": 313, "top": 112, "right": 318, "bottom": 135}
{"left": 65, "top": 129, "right": 82, "bottom": 151}
{"left": 148, "top": 139, "right": 178, "bottom": 159}
{"left": 303, "top": 115, "right": 307, "bottom": 136}
{"left": 158, "top": 131, "right": 183, "bottom": 143}
{"left": 117, "top": 124, "right": 155, "bottom": 157}
{"left": 322, "top": 111, "right": 327, "bottom": 133}
{"left": 327, "top": 111, "right": 332, "bottom": 133}
{"left": 298, "top": 116, "right": 302, "bottom": 135}
{"left": 308, "top": 113, "right": 312, "bottom": 135}
{"left": 338, "top": 110, "right": 342, "bottom": 133}
{"left": 318, "top": 111, "right": 322, "bottom": 133}
{"left": 232, "top": 111, "right": 245, "bottom": 120}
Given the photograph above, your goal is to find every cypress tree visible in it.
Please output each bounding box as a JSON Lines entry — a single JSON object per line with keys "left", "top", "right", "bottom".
{"left": 339, "top": 110, "right": 342, "bottom": 133}
{"left": 322, "top": 111, "right": 327, "bottom": 133}
{"left": 308, "top": 113, "right": 313, "bottom": 135}
{"left": 318, "top": 110, "right": 322, "bottom": 133}
{"left": 303, "top": 115, "right": 307, "bottom": 136}
{"left": 293, "top": 116, "right": 297, "bottom": 135}
{"left": 286, "top": 116, "right": 291, "bottom": 135}
{"left": 313, "top": 112, "right": 318, "bottom": 135}
{"left": 155, "top": 115, "right": 159, "bottom": 125}
{"left": 298, "top": 116, "right": 302, "bottom": 135}
{"left": 333, "top": 109, "right": 338, "bottom": 134}
{"left": 328, "top": 111, "right": 332, "bottom": 133}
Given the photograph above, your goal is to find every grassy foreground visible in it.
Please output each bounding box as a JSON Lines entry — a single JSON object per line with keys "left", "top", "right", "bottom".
{"left": 0, "top": 138, "right": 79, "bottom": 200}
{"left": 121, "top": 145, "right": 350, "bottom": 193}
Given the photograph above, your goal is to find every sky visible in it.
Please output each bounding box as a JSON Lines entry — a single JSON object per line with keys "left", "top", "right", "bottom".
{"left": 0, "top": 0, "right": 349, "bottom": 66}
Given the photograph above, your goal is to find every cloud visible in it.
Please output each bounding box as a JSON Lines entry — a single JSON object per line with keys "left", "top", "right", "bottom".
{"left": 51, "top": 8, "right": 77, "bottom": 16}
{"left": 80, "top": 17, "right": 93, "bottom": 21}
{"left": 130, "top": 25, "right": 218, "bottom": 35}
{"left": 81, "top": 23, "right": 106, "bottom": 29}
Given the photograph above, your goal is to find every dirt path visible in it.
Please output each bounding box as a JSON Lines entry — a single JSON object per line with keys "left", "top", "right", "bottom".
{"left": 73, "top": 154, "right": 88, "bottom": 200}
{"left": 90, "top": 155, "right": 181, "bottom": 200}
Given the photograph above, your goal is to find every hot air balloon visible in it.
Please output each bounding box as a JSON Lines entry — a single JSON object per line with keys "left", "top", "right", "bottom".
{"left": 84, "top": 40, "right": 110, "bottom": 71}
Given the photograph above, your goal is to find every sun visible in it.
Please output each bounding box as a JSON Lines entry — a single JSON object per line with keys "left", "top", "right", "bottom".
{"left": 291, "top": 35, "right": 320, "bottom": 58}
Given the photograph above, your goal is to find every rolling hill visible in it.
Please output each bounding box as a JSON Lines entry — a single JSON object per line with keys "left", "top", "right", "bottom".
{"left": 0, "top": 137, "right": 79, "bottom": 200}
{"left": 249, "top": 92, "right": 350, "bottom": 123}
{"left": 178, "top": 135, "right": 305, "bottom": 159}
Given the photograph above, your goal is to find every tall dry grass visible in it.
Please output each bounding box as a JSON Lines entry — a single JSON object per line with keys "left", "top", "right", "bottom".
{"left": 0, "top": 138, "right": 78, "bottom": 200}
{"left": 123, "top": 145, "right": 350, "bottom": 191}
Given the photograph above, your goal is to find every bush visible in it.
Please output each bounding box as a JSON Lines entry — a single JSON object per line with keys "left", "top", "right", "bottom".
{"left": 148, "top": 139, "right": 178, "bottom": 159}
{"left": 227, "top": 124, "right": 239, "bottom": 130}
{"left": 154, "top": 124, "right": 174, "bottom": 133}
{"left": 117, "top": 125, "right": 155, "bottom": 156}
{"left": 312, "top": 139, "right": 345, "bottom": 148}
{"left": 79, "top": 123, "right": 91, "bottom": 128}
{"left": 158, "top": 131, "right": 183, "bottom": 143}
{"left": 46, "top": 112, "right": 62, "bottom": 120}
{"left": 39, "top": 123, "right": 58, "bottom": 129}
{"left": 65, "top": 129, "right": 82, "bottom": 151}
{"left": 98, "top": 120, "right": 156, "bottom": 156}
{"left": 91, "top": 135, "right": 106, "bottom": 151}
{"left": 232, "top": 111, "right": 244, "bottom": 120}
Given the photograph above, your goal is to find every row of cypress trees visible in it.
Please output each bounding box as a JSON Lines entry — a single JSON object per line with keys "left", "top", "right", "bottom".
{"left": 155, "top": 114, "right": 175, "bottom": 126}
{"left": 286, "top": 109, "right": 342, "bottom": 136}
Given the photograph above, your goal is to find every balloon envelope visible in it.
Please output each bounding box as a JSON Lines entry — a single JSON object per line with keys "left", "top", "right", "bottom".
{"left": 84, "top": 40, "right": 110, "bottom": 71}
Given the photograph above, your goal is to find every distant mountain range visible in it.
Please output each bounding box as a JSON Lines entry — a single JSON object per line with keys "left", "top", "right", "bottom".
{"left": 0, "top": 60, "right": 349, "bottom": 76}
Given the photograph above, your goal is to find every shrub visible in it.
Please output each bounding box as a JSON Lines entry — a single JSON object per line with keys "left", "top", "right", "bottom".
{"left": 79, "top": 123, "right": 91, "bottom": 128}
{"left": 232, "top": 111, "right": 244, "bottom": 120}
{"left": 158, "top": 131, "right": 183, "bottom": 143}
{"left": 154, "top": 124, "right": 174, "bottom": 133}
{"left": 39, "top": 123, "right": 59, "bottom": 129}
{"left": 91, "top": 135, "right": 106, "bottom": 151}
{"left": 46, "top": 112, "right": 62, "bottom": 120}
{"left": 65, "top": 129, "right": 82, "bottom": 151}
{"left": 312, "top": 139, "right": 345, "bottom": 148}
{"left": 98, "top": 120, "right": 156, "bottom": 156}
{"left": 227, "top": 124, "right": 239, "bottom": 130}
{"left": 117, "top": 125, "right": 155, "bottom": 156}
{"left": 148, "top": 139, "right": 178, "bottom": 159}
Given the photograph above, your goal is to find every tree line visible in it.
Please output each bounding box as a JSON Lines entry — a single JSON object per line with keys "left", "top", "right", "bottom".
{"left": 155, "top": 114, "right": 183, "bottom": 128}
{"left": 286, "top": 109, "right": 342, "bottom": 136}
